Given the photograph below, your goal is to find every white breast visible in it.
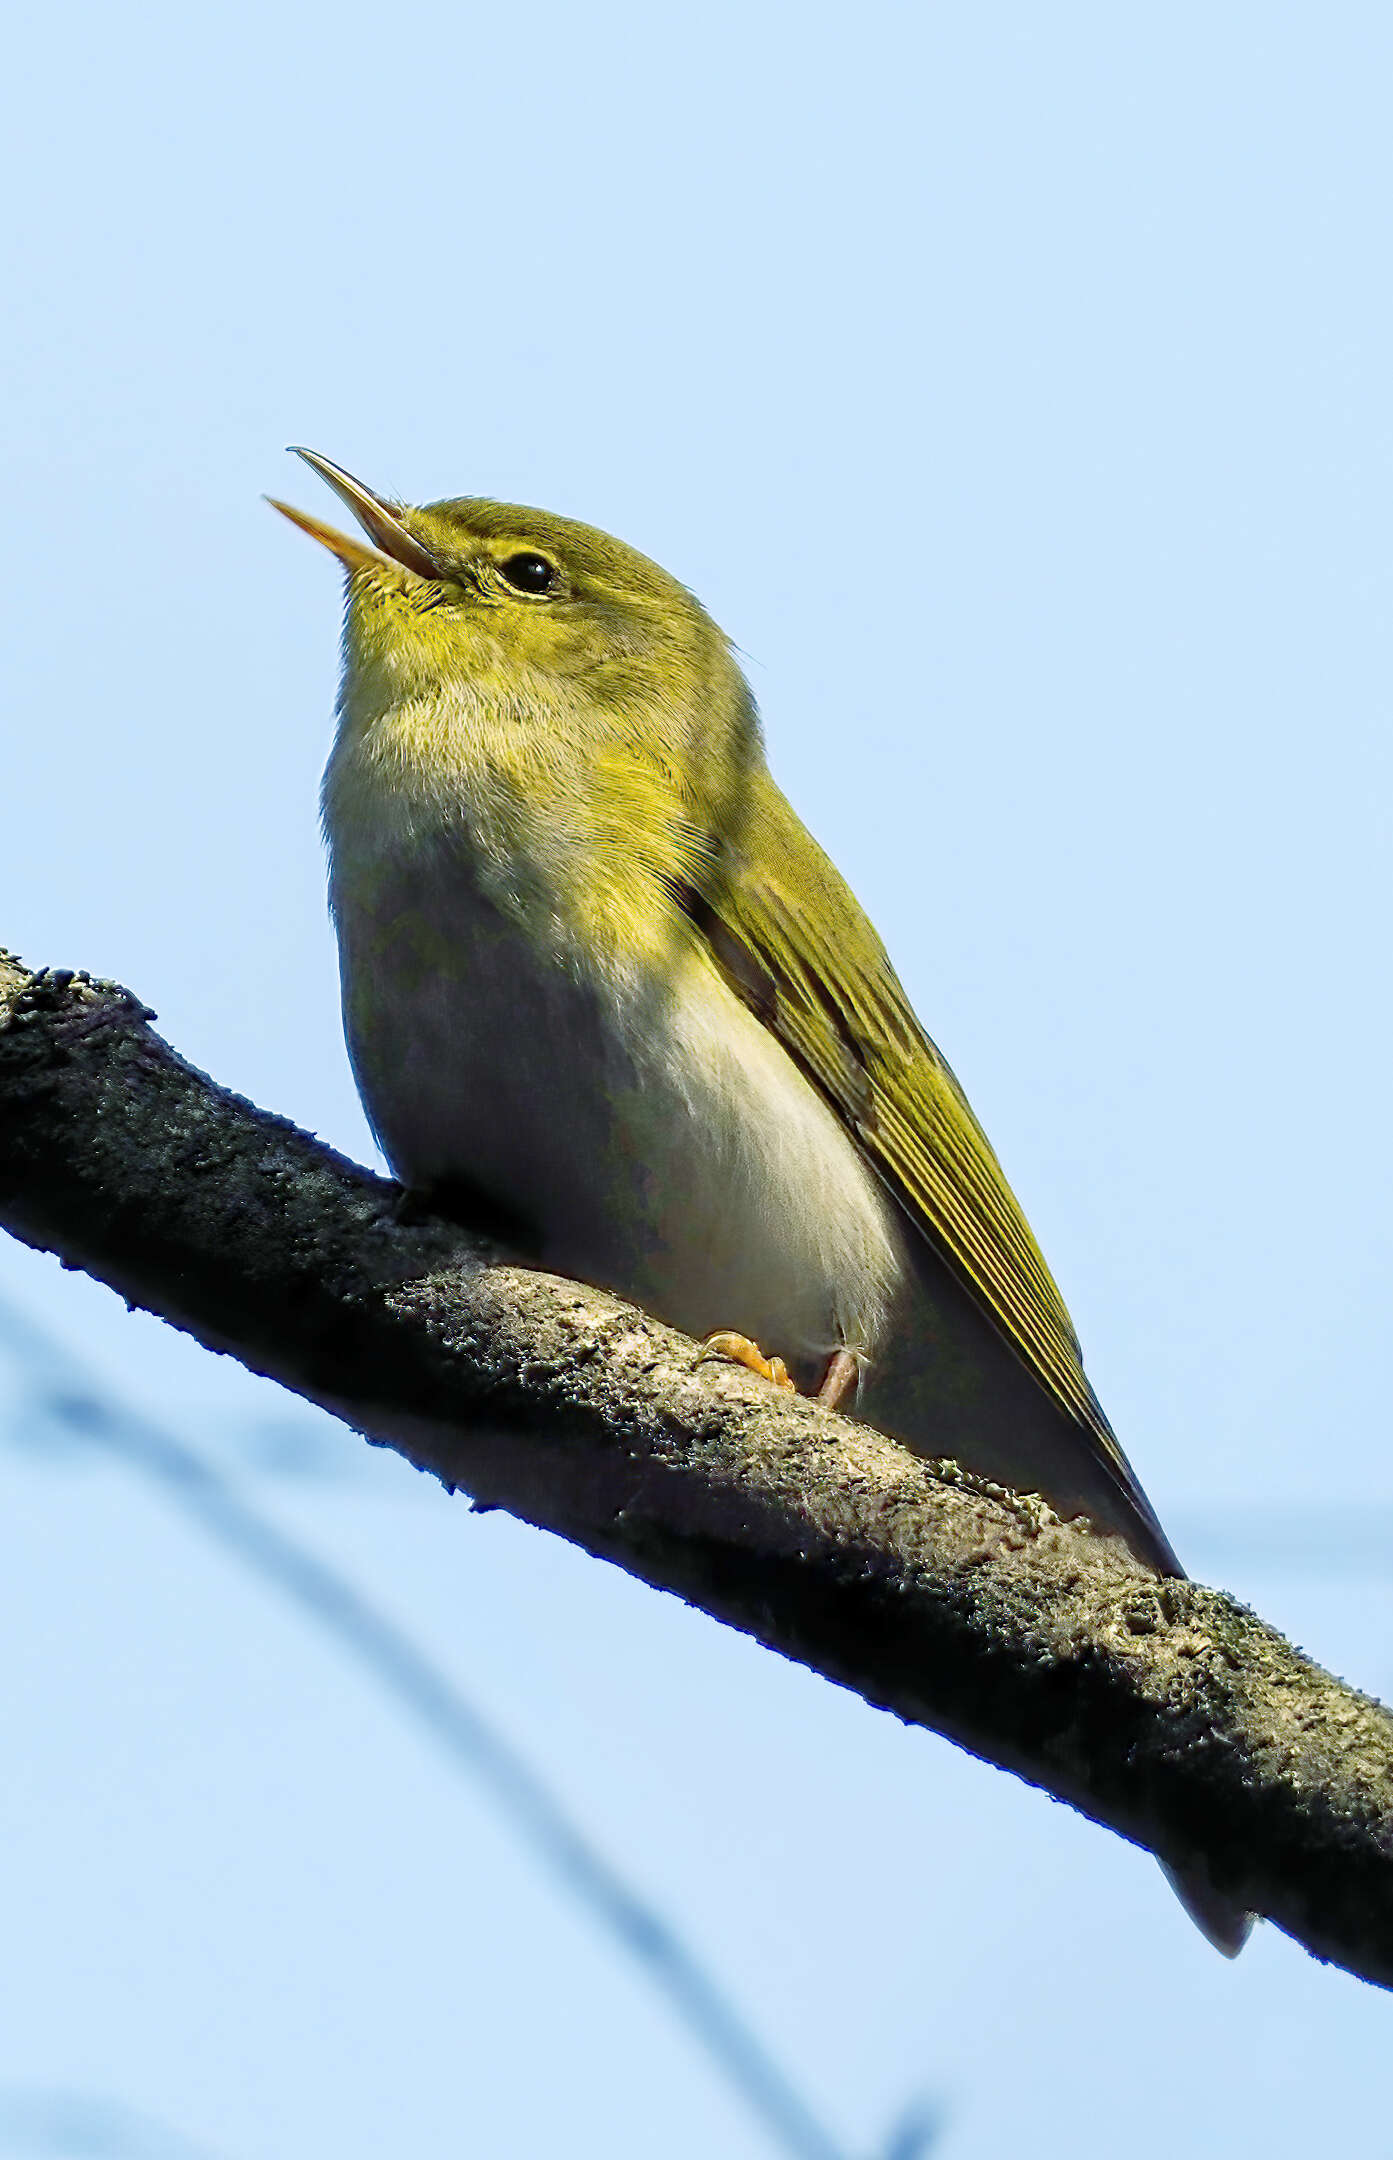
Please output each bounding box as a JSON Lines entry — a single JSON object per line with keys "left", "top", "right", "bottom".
{"left": 333, "top": 850, "right": 907, "bottom": 1389}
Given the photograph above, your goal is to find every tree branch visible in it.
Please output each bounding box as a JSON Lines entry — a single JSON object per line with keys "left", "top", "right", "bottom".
{"left": 2, "top": 949, "right": 1390, "bottom": 1987}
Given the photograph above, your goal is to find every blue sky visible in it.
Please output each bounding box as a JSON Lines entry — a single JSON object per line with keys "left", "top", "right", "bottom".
{"left": 2, "top": 4, "right": 1391, "bottom": 2154}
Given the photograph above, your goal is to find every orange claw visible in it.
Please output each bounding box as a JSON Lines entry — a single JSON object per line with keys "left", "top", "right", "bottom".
{"left": 699, "top": 1330, "right": 797, "bottom": 1393}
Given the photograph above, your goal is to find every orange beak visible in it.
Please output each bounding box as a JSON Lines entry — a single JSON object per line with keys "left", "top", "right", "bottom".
{"left": 266, "top": 448, "right": 440, "bottom": 581}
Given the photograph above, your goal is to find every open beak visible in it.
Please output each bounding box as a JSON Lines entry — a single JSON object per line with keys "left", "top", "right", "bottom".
{"left": 266, "top": 448, "right": 440, "bottom": 580}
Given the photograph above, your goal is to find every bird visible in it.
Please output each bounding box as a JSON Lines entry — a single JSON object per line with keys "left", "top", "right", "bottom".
{"left": 269, "top": 447, "right": 1250, "bottom": 1956}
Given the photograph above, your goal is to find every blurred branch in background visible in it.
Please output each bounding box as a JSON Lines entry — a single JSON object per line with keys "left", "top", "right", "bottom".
{"left": 0, "top": 1296, "right": 938, "bottom": 2160}
{"left": 0, "top": 2086, "right": 228, "bottom": 2159}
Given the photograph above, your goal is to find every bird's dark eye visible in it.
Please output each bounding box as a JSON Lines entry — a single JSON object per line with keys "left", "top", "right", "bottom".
{"left": 497, "top": 551, "right": 558, "bottom": 596}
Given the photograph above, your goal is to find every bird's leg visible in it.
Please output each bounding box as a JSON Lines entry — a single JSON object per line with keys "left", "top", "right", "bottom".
{"left": 817, "top": 1348, "right": 860, "bottom": 1411}
{"left": 699, "top": 1331, "right": 797, "bottom": 1393}
{"left": 391, "top": 1183, "right": 433, "bottom": 1227}
{"left": 699, "top": 1335, "right": 862, "bottom": 1406}
{"left": 393, "top": 1175, "right": 541, "bottom": 1255}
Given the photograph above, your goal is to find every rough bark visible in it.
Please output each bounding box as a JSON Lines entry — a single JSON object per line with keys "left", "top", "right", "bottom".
{"left": 2, "top": 949, "right": 1390, "bottom": 1987}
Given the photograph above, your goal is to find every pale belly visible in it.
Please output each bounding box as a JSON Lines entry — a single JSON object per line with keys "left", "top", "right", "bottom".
{"left": 335, "top": 866, "right": 908, "bottom": 1388}
{"left": 333, "top": 853, "right": 1178, "bottom": 1562}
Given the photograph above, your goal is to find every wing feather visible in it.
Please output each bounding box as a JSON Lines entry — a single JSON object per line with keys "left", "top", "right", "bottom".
{"left": 690, "top": 774, "right": 1131, "bottom": 1477}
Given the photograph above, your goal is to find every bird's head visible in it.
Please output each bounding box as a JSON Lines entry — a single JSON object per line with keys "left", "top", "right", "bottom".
{"left": 269, "top": 450, "right": 752, "bottom": 764}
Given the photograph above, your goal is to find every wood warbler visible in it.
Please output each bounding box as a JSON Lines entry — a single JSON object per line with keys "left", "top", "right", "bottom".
{"left": 270, "top": 448, "right": 1250, "bottom": 1955}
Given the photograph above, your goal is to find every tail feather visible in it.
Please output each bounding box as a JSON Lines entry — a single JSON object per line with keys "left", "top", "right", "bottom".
{"left": 1160, "top": 1860, "right": 1255, "bottom": 1957}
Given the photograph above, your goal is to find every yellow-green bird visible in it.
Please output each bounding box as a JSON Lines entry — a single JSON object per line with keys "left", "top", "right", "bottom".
{"left": 271, "top": 448, "right": 1249, "bottom": 1955}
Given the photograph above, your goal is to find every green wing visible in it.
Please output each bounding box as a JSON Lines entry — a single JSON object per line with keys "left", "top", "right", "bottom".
{"left": 688, "top": 771, "right": 1128, "bottom": 1471}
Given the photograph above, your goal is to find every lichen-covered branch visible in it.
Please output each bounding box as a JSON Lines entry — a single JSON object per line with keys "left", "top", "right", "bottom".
{"left": 2, "top": 948, "right": 1391, "bottom": 1988}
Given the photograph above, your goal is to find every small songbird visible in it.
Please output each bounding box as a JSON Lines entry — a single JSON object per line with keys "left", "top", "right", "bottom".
{"left": 270, "top": 449, "right": 1249, "bottom": 1954}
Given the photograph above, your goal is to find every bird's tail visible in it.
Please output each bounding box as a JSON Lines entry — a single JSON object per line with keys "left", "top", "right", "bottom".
{"left": 1160, "top": 1860, "right": 1255, "bottom": 1957}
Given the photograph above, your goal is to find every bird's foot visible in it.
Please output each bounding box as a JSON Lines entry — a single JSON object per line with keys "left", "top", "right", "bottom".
{"left": 699, "top": 1336, "right": 862, "bottom": 1405}
{"left": 699, "top": 1331, "right": 797, "bottom": 1392}
{"left": 817, "top": 1348, "right": 861, "bottom": 1411}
